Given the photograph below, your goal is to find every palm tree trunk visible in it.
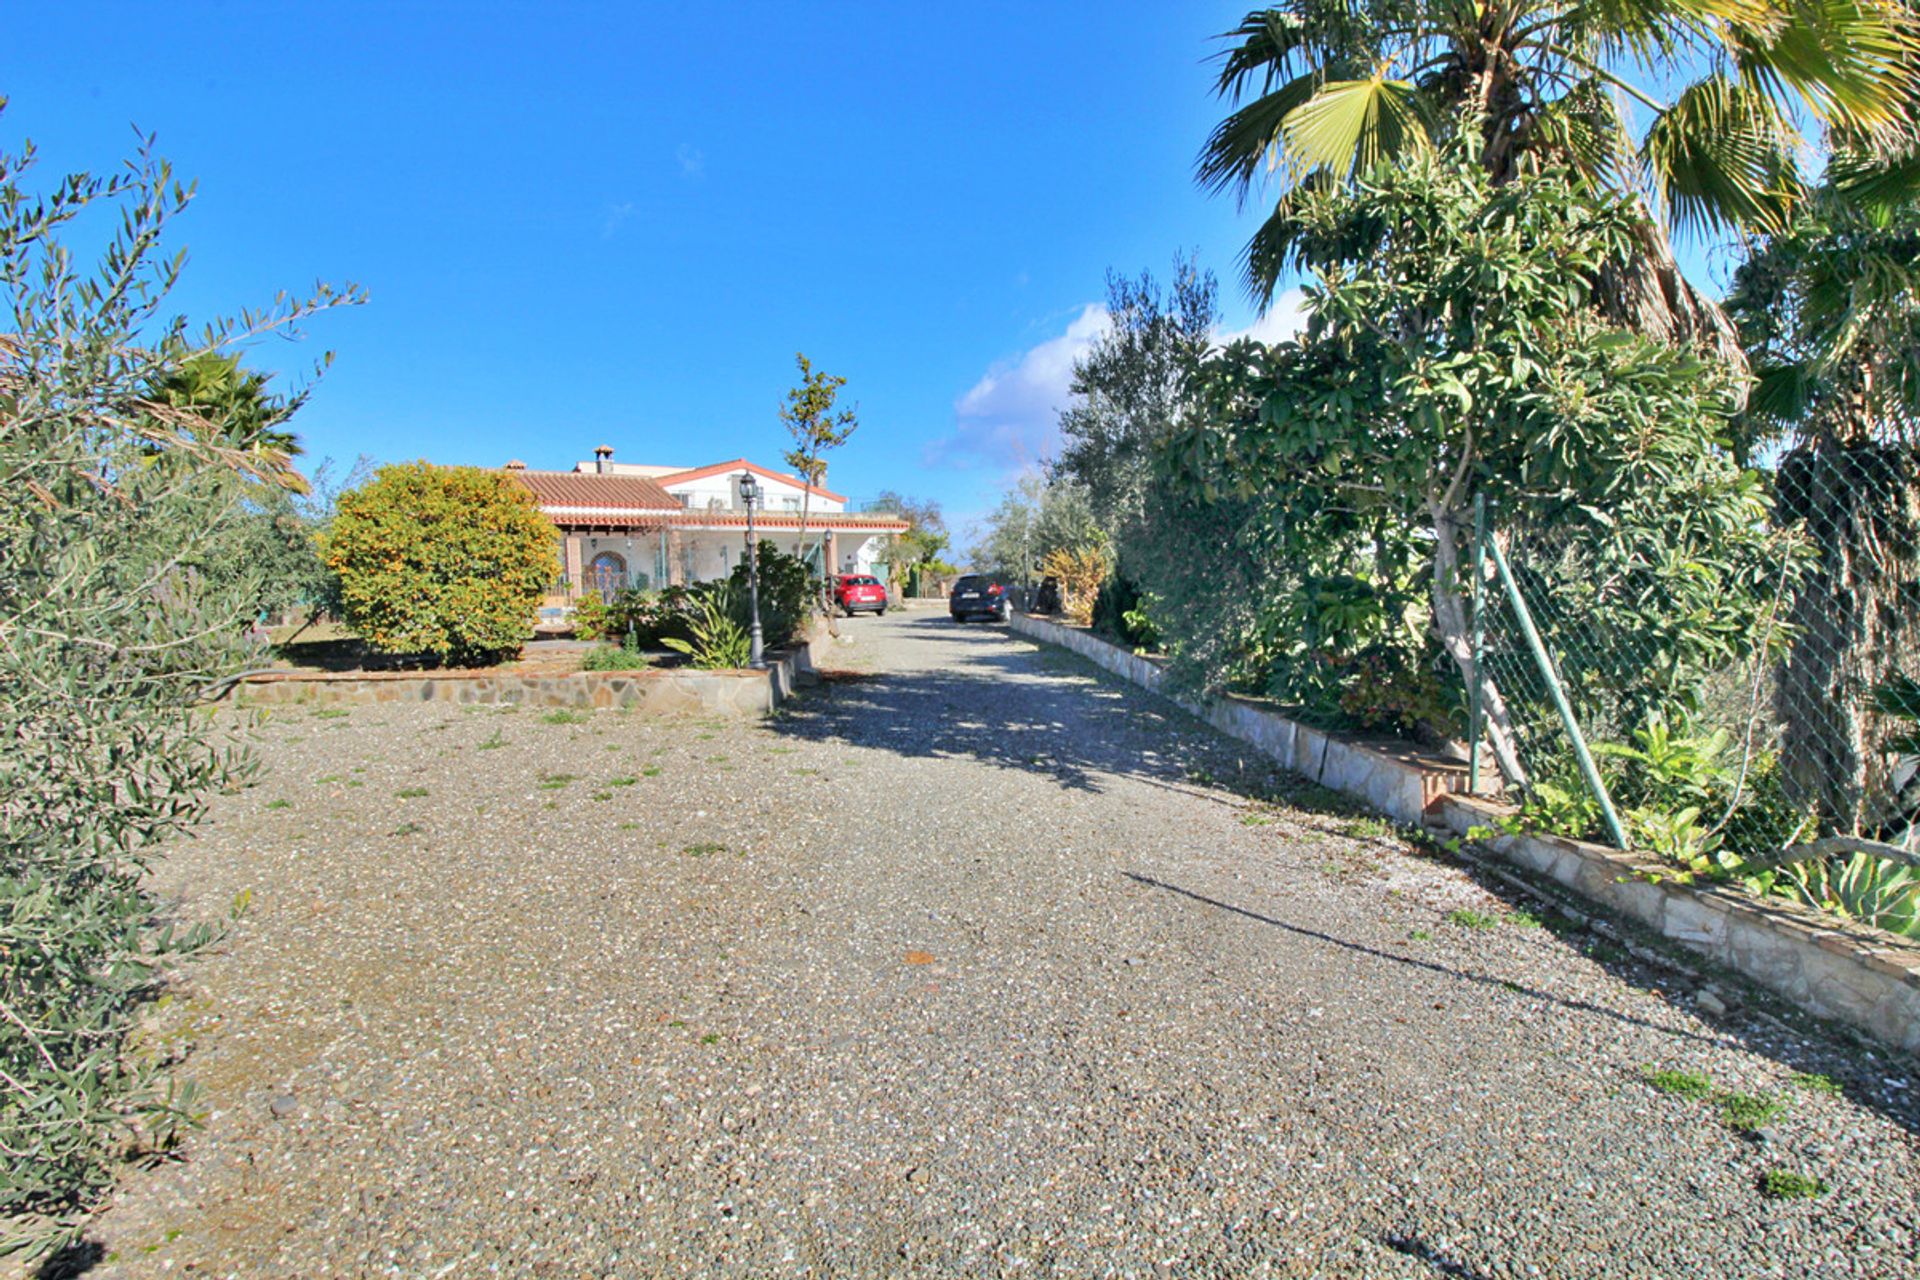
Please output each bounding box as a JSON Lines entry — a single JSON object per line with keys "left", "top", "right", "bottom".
{"left": 1599, "top": 219, "right": 1749, "bottom": 378}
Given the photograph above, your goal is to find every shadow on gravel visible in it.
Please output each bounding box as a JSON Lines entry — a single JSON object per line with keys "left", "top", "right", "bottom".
{"left": 788, "top": 617, "right": 1329, "bottom": 806}
{"left": 1126, "top": 873, "right": 1739, "bottom": 1050}
{"left": 34, "top": 1240, "right": 104, "bottom": 1279}
{"left": 1382, "top": 1233, "right": 1492, "bottom": 1279}
{"left": 789, "top": 616, "right": 1920, "bottom": 1136}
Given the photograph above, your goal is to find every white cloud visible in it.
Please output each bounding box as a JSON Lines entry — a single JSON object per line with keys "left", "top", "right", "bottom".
{"left": 676, "top": 143, "right": 705, "bottom": 178}
{"left": 1216, "top": 287, "right": 1309, "bottom": 347}
{"left": 600, "top": 202, "right": 636, "bottom": 239}
{"left": 925, "top": 304, "right": 1109, "bottom": 472}
{"left": 925, "top": 288, "right": 1311, "bottom": 477}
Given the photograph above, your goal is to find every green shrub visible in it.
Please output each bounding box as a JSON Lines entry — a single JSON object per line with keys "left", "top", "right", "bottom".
{"left": 323, "top": 463, "right": 556, "bottom": 666}
{"left": 1090, "top": 573, "right": 1160, "bottom": 649}
{"left": 726, "top": 541, "right": 817, "bottom": 646}
{"left": 580, "top": 643, "right": 650, "bottom": 671}
{"left": 570, "top": 589, "right": 614, "bottom": 640}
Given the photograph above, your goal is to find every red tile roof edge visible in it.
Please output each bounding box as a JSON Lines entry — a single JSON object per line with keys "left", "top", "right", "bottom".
{"left": 653, "top": 458, "right": 849, "bottom": 504}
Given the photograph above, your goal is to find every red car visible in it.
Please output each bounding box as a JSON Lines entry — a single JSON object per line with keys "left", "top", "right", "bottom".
{"left": 835, "top": 573, "right": 889, "bottom": 617}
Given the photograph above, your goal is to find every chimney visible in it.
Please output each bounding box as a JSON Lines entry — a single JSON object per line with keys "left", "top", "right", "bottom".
{"left": 594, "top": 444, "right": 614, "bottom": 474}
{"left": 504, "top": 459, "right": 527, "bottom": 471}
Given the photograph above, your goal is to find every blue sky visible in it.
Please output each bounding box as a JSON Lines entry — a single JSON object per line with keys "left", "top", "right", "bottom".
{"left": 10, "top": 2, "right": 1728, "bottom": 545}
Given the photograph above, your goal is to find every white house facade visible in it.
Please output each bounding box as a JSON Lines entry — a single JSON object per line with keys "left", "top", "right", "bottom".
{"left": 505, "top": 448, "right": 910, "bottom": 606}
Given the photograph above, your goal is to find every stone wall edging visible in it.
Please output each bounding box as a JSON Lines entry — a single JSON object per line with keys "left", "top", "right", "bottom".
{"left": 1007, "top": 612, "right": 1920, "bottom": 1055}
{"left": 231, "top": 641, "right": 813, "bottom": 718}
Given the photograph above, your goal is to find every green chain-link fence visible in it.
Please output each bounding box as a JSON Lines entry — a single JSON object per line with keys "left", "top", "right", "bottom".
{"left": 1468, "top": 444, "right": 1920, "bottom": 938}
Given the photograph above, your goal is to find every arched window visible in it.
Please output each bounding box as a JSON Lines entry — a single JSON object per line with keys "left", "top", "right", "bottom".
{"left": 585, "top": 551, "right": 626, "bottom": 600}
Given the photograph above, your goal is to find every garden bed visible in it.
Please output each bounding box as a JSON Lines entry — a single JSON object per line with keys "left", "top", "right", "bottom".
{"left": 229, "top": 639, "right": 814, "bottom": 718}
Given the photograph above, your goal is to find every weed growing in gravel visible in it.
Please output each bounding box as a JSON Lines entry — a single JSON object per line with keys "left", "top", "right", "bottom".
{"left": 699, "top": 1032, "right": 721, "bottom": 1044}
{"left": 793, "top": 767, "right": 820, "bottom": 776}
{"left": 1760, "top": 1169, "right": 1828, "bottom": 1199}
{"left": 1508, "top": 909, "right": 1543, "bottom": 928}
{"left": 312, "top": 707, "right": 351, "bottom": 719}
{"left": 265, "top": 799, "right": 290, "bottom": 810}
{"left": 1344, "top": 816, "right": 1390, "bottom": 839}
{"left": 541, "top": 709, "right": 591, "bottom": 725}
{"left": 396, "top": 787, "right": 428, "bottom": 799}
{"left": 641, "top": 766, "right": 663, "bottom": 777}
{"left": 537, "top": 774, "right": 578, "bottom": 790}
{"left": 1715, "top": 1091, "right": 1783, "bottom": 1132}
{"left": 1500, "top": 979, "right": 1525, "bottom": 994}
{"left": 477, "top": 731, "right": 506, "bottom": 750}
{"left": 1790, "top": 1072, "right": 1843, "bottom": 1096}
{"left": 607, "top": 776, "right": 637, "bottom": 787}
{"left": 618, "top": 821, "right": 641, "bottom": 831}
{"left": 542, "top": 800, "right": 558, "bottom": 810}
{"left": 1641, "top": 1066, "right": 1715, "bottom": 1100}
{"left": 1446, "top": 908, "right": 1499, "bottom": 930}
{"left": 1241, "top": 812, "right": 1277, "bottom": 826}
{"left": 766, "top": 746, "right": 796, "bottom": 755}
{"left": 389, "top": 822, "right": 424, "bottom": 837}
{"left": 1409, "top": 929, "right": 1432, "bottom": 941}
{"left": 345, "top": 779, "right": 364, "bottom": 789}
{"left": 313, "top": 774, "right": 341, "bottom": 784}
{"left": 591, "top": 791, "right": 612, "bottom": 802}
{"left": 682, "top": 842, "right": 727, "bottom": 857}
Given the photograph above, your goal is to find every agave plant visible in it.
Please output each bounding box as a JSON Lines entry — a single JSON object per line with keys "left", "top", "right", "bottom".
{"left": 1784, "top": 850, "right": 1920, "bottom": 936}
{"left": 661, "top": 585, "right": 753, "bottom": 670}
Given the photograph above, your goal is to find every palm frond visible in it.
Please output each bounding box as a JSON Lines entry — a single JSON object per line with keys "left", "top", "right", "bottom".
{"left": 1644, "top": 74, "right": 1800, "bottom": 236}
{"left": 1213, "top": 10, "right": 1313, "bottom": 99}
{"left": 1832, "top": 144, "right": 1920, "bottom": 213}
{"left": 1282, "top": 74, "right": 1431, "bottom": 179}
{"left": 1198, "top": 66, "right": 1349, "bottom": 200}
{"left": 1730, "top": 0, "right": 1919, "bottom": 129}
{"left": 1242, "top": 171, "right": 1341, "bottom": 303}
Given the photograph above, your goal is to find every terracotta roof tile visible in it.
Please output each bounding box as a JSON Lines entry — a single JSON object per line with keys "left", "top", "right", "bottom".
{"left": 507, "top": 469, "right": 680, "bottom": 516}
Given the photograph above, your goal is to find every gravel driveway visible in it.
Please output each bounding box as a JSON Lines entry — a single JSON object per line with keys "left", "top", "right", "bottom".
{"left": 67, "top": 607, "right": 1920, "bottom": 1278}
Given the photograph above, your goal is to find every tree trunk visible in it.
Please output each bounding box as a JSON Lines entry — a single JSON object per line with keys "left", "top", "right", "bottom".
{"left": 1776, "top": 442, "right": 1920, "bottom": 835}
{"left": 1429, "top": 498, "right": 1530, "bottom": 790}
{"left": 1598, "top": 219, "right": 1749, "bottom": 381}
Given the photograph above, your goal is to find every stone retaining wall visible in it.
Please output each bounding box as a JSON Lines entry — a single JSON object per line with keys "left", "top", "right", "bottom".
{"left": 1009, "top": 612, "right": 1468, "bottom": 823}
{"left": 232, "top": 642, "right": 813, "bottom": 718}
{"left": 1008, "top": 612, "right": 1920, "bottom": 1054}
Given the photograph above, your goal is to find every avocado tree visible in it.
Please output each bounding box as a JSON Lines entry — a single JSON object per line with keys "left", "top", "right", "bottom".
{"left": 1163, "top": 138, "right": 1785, "bottom": 784}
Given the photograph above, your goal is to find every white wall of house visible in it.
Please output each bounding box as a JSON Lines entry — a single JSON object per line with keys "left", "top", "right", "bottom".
{"left": 838, "top": 534, "right": 889, "bottom": 578}
{"left": 563, "top": 527, "right": 889, "bottom": 597}
{"left": 662, "top": 471, "right": 844, "bottom": 515}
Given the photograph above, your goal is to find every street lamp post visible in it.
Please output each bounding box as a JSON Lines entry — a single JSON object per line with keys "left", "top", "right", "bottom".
{"left": 738, "top": 471, "right": 766, "bottom": 668}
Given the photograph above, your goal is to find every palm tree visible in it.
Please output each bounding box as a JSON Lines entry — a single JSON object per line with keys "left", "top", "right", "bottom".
{"left": 1197, "top": 1, "right": 1919, "bottom": 362}
{"left": 1726, "top": 167, "right": 1920, "bottom": 836}
{"left": 145, "top": 349, "right": 310, "bottom": 490}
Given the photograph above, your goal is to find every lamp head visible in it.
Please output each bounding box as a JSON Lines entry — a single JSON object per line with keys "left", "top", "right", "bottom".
{"left": 737, "top": 471, "right": 759, "bottom": 505}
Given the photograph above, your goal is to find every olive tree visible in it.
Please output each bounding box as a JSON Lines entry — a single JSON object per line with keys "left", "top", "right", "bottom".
{"left": 0, "top": 117, "right": 356, "bottom": 1255}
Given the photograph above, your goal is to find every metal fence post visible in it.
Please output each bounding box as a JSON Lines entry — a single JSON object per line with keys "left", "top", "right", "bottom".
{"left": 1469, "top": 494, "right": 1486, "bottom": 795}
{"left": 1485, "top": 535, "right": 1631, "bottom": 850}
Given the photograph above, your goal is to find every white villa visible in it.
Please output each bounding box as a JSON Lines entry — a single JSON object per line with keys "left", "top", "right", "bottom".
{"left": 505, "top": 447, "right": 909, "bottom": 603}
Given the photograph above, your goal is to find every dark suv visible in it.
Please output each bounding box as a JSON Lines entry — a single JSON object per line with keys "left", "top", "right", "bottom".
{"left": 949, "top": 573, "right": 1010, "bottom": 623}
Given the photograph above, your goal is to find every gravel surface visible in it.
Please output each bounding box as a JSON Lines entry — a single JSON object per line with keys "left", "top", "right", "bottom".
{"left": 60, "top": 607, "right": 1920, "bottom": 1278}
